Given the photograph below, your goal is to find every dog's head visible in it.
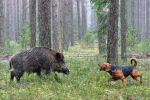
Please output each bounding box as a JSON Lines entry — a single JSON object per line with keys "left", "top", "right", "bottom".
{"left": 98, "top": 62, "right": 112, "bottom": 72}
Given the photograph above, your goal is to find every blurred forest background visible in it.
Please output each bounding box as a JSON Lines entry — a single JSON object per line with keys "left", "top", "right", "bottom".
{"left": 0, "top": 0, "right": 150, "bottom": 64}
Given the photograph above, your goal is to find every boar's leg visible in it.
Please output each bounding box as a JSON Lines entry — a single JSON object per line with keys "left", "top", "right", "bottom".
{"left": 36, "top": 67, "right": 41, "bottom": 77}
{"left": 16, "top": 71, "right": 24, "bottom": 82}
{"left": 10, "top": 71, "right": 15, "bottom": 81}
{"left": 45, "top": 67, "right": 53, "bottom": 75}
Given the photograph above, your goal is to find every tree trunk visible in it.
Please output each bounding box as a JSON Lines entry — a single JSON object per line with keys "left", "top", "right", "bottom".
{"left": 131, "top": 0, "right": 135, "bottom": 29}
{"left": 81, "top": 0, "right": 87, "bottom": 38}
{"left": 16, "top": 0, "right": 20, "bottom": 40}
{"left": 52, "top": 0, "right": 59, "bottom": 51}
{"left": 0, "top": 0, "right": 5, "bottom": 47}
{"left": 62, "top": 0, "right": 70, "bottom": 50}
{"left": 38, "top": 0, "right": 51, "bottom": 47}
{"left": 146, "top": 0, "right": 150, "bottom": 38}
{"left": 59, "top": 0, "right": 63, "bottom": 53}
{"left": 142, "top": 0, "right": 146, "bottom": 39}
{"left": 6, "top": 0, "right": 10, "bottom": 40}
{"left": 137, "top": 0, "right": 140, "bottom": 40}
{"left": 121, "top": 0, "right": 127, "bottom": 61}
{"left": 69, "top": 0, "right": 74, "bottom": 46}
{"left": 22, "top": 0, "right": 27, "bottom": 48}
{"left": 22, "top": 0, "right": 27, "bottom": 29}
{"left": 77, "top": 0, "right": 81, "bottom": 40}
{"left": 30, "top": 0, "right": 36, "bottom": 48}
{"left": 107, "top": 0, "right": 119, "bottom": 65}
{"left": 16, "top": 0, "right": 20, "bottom": 41}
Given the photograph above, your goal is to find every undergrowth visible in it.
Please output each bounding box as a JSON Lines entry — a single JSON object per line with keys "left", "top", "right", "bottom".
{"left": 0, "top": 56, "right": 150, "bottom": 100}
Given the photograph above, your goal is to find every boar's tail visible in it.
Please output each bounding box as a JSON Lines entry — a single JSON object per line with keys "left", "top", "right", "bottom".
{"left": 9, "top": 62, "right": 12, "bottom": 70}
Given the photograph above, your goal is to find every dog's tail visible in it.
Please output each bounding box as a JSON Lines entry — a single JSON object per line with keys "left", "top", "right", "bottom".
{"left": 131, "top": 58, "right": 137, "bottom": 67}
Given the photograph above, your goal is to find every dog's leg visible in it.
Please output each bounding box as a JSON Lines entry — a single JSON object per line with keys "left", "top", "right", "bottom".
{"left": 121, "top": 78, "right": 125, "bottom": 87}
{"left": 131, "top": 69, "right": 142, "bottom": 84}
{"left": 140, "top": 74, "right": 142, "bottom": 84}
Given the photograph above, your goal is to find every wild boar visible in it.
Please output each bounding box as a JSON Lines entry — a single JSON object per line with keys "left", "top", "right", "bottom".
{"left": 9, "top": 47, "right": 69, "bottom": 82}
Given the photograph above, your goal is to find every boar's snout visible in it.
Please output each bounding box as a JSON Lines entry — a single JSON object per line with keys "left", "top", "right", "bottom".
{"left": 63, "top": 67, "right": 70, "bottom": 75}
{"left": 54, "top": 64, "right": 70, "bottom": 75}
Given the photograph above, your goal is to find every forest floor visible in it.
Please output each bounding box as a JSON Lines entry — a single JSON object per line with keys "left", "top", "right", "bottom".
{"left": 0, "top": 45, "right": 150, "bottom": 100}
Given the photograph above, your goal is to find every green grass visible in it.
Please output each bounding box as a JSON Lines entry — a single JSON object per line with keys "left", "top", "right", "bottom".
{"left": 0, "top": 56, "right": 150, "bottom": 100}
{"left": 0, "top": 45, "right": 150, "bottom": 100}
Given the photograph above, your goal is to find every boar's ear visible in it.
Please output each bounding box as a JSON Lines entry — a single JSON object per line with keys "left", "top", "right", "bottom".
{"left": 55, "top": 53, "right": 62, "bottom": 61}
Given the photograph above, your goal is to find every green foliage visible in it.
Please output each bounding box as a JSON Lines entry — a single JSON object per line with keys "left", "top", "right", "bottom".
{"left": 132, "top": 39, "right": 150, "bottom": 54}
{"left": 90, "top": 0, "right": 109, "bottom": 36}
{"left": 0, "top": 40, "right": 21, "bottom": 54}
{"left": 80, "top": 32, "right": 96, "bottom": 48}
{"left": 90, "top": 0, "right": 109, "bottom": 10}
{"left": 125, "top": 27, "right": 150, "bottom": 53}
{"left": 126, "top": 27, "right": 138, "bottom": 48}
{"left": 0, "top": 25, "right": 31, "bottom": 55}
{"left": 97, "top": 12, "right": 108, "bottom": 36}
{"left": 19, "top": 25, "right": 31, "bottom": 49}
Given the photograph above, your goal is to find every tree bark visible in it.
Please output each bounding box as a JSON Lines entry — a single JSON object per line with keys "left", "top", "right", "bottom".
{"left": 137, "top": 0, "right": 140, "bottom": 40}
{"left": 6, "top": 0, "right": 10, "bottom": 40}
{"left": 131, "top": 0, "right": 135, "bottom": 29}
{"left": 142, "top": 0, "right": 146, "bottom": 39}
{"left": 107, "top": 0, "right": 119, "bottom": 65}
{"left": 77, "top": 0, "right": 81, "bottom": 40}
{"left": 62, "top": 0, "right": 71, "bottom": 50}
{"left": 59, "top": 0, "right": 63, "bottom": 52}
{"left": 21, "top": 0, "right": 27, "bottom": 48}
{"left": 38, "top": 0, "right": 51, "bottom": 47}
{"left": 69, "top": 0, "right": 74, "bottom": 46}
{"left": 81, "top": 0, "right": 87, "bottom": 38}
{"left": 146, "top": 0, "right": 149, "bottom": 38}
{"left": 121, "top": 0, "right": 127, "bottom": 61}
{"left": 30, "top": 0, "right": 36, "bottom": 48}
{"left": 13, "top": 0, "right": 18, "bottom": 41}
{"left": 0, "top": 0, "right": 5, "bottom": 47}
{"left": 16, "top": 0, "right": 20, "bottom": 41}
{"left": 52, "top": 0, "right": 59, "bottom": 51}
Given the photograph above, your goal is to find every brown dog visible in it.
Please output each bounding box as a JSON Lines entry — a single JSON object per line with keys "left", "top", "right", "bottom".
{"left": 98, "top": 58, "right": 142, "bottom": 87}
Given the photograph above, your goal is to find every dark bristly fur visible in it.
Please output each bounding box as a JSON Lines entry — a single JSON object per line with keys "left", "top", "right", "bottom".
{"left": 98, "top": 58, "right": 142, "bottom": 87}
{"left": 9, "top": 47, "right": 69, "bottom": 82}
